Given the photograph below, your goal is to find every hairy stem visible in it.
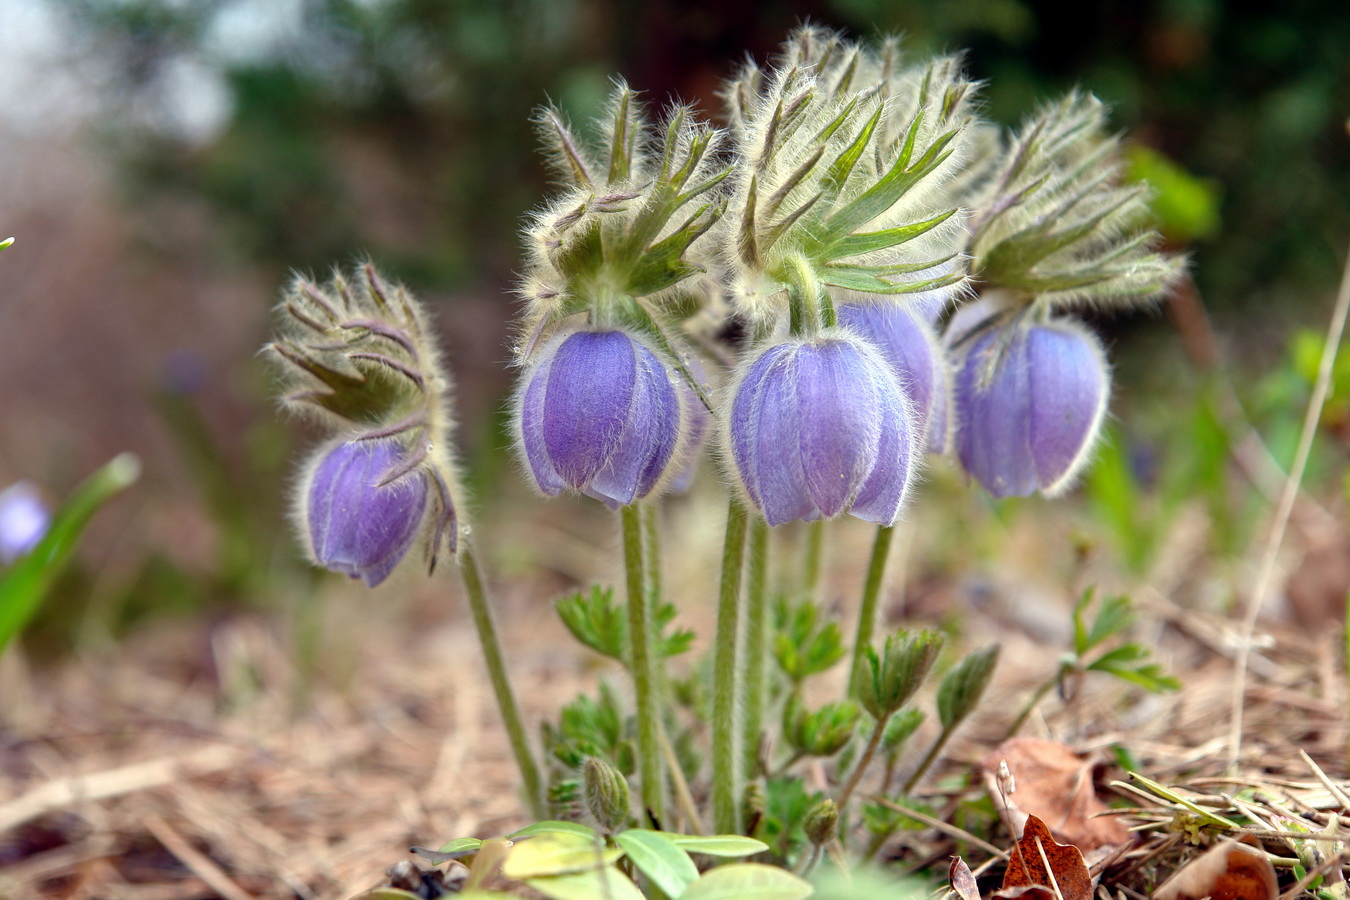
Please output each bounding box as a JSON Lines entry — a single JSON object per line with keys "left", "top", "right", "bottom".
{"left": 802, "top": 520, "right": 825, "bottom": 600}
{"left": 742, "top": 517, "right": 770, "bottom": 785}
{"left": 849, "top": 524, "right": 895, "bottom": 696}
{"left": 458, "top": 541, "right": 545, "bottom": 818}
{"left": 622, "top": 503, "right": 664, "bottom": 826}
{"left": 713, "top": 500, "right": 750, "bottom": 834}
{"left": 837, "top": 715, "right": 889, "bottom": 813}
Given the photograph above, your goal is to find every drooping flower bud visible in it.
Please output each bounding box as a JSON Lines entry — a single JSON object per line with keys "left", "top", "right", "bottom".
{"left": 953, "top": 316, "right": 1109, "bottom": 498}
{"left": 725, "top": 333, "right": 918, "bottom": 526}
{"left": 838, "top": 298, "right": 952, "bottom": 453}
{"left": 514, "top": 329, "right": 686, "bottom": 507}
{"left": 0, "top": 481, "right": 49, "bottom": 565}
{"left": 302, "top": 438, "right": 429, "bottom": 587}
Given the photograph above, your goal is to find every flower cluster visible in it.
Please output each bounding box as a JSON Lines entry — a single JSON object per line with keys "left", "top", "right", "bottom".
{"left": 267, "top": 266, "right": 461, "bottom": 586}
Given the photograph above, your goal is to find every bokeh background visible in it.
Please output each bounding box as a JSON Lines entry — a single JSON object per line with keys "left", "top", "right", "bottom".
{"left": 2, "top": 0, "right": 1349, "bottom": 649}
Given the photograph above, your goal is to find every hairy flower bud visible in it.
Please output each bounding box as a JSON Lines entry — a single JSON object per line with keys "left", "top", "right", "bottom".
{"left": 838, "top": 299, "right": 952, "bottom": 453}
{"left": 583, "top": 756, "right": 631, "bottom": 833}
{"left": 514, "top": 328, "right": 687, "bottom": 507}
{"left": 302, "top": 438, "right": 429, "bottom": 587}
{"left": 953, "top": 317, "right": 1109, "bottom": 498}
{"left": 0, "top": 481, "right": 49, "bottom": 565}
{"left": 726, "top": 334, "right": 918, "bottom": 526}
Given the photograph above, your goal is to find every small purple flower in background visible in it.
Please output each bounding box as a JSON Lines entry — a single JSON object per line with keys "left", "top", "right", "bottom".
{"left": 953, "top": 316, "right": 1109, "bottom": 498}
{"left": 303, "top": 439, "right": 429, "bottom": 587}
{"left": 838, "top": 300, "right": 952, "bottom": 454}
{"left": 515, "top": 329, "right": 686, "bottom": 507}
{"left": 0, "top": 481, "right": 50, "bottom": 565}
{"left": 726, "top": 334, "right": 918, "bottom": 527}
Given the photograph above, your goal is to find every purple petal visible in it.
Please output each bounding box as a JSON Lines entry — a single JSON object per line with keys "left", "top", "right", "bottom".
{"left": 585, "top": 339, "right": 682, "bottom": 505}
{"left": 730, "top": 344, "right": 816, "bottom": 525}
{"left": 796, "top": 340, "right": 881, "bottom": 518}
{"left": 839, "top": 302, "right": 947, "bottom": 451}
{"left": 954, "top": 328, "right": 1038, "bottom": 498}
{"left": 307, "top": 439, "right": 428, "bottom": 586}
{"left": 517, "top": 356, "right": 568, "bottom": 495}
{"left": 0, "top": 481, "right": 49, "bottom": 565}
{"left": 850, "top": 368, "right": 918, "bottom": 525}
{"left": 1026, "top": 321, "right": 1109, "bottom": 492}
{"left": 542, "top": 331, "right": 637, "bottom": 488}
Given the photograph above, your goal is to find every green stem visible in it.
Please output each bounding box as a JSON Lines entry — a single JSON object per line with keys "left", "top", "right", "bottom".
{"left": 713, "top": 500, "right": 750, "bottom": 834}
{"left": 622, "top": 503, "right": 664, "bottom": 827}
{"left": 742, "top": 517, "right": 770, "bottom": 785}
{"left": 1002, "top": 676, "right": 1059, "bottom": 741}
{"left": 902, "top": 725, "right": 954, "bottom": 796}
{"left": 837, "top": 715, "right": 890, "bottom": 813}
{"left": 802, "top": 520, "right": 825, "bottom": 600}
{"left": 458, "top": 541, "right": 545, "bottom": 819}
{"left": 849, "top": 525, "right": 895, "bottom": 697}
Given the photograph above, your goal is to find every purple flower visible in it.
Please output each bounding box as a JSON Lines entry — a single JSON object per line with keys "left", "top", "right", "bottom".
{"left": 0, "top": 481, "right": 50, "bottom": 565}
{"left": 515, "top": 329, "right": 685, "bottom": 507}
{"left": 838, "top": 300, "right": 952, "bottom": 453}
{"left": 726, "top": 334, "right": 918, "bottom": 526}
{"left": 953, "top": 317, "right": 1109, "bottom": 498}
{"left": 304, "top": 439, "right": 428, "bottom": 586}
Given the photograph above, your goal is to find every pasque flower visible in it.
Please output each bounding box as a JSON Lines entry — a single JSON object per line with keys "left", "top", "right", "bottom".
{"left": 953, "top": 316, "right": 1109, "bottom": 498}
{"left": 515, "top": 328, "right": 687, "bottom": 507}
{"left": 303, "top": 438, "right": 429, "bottom": 587}
{"left": 726, "top": 334, "right": 918, "bottom": 526}
{"left": 0, "top": 481, "right": 49, "bottom": 565}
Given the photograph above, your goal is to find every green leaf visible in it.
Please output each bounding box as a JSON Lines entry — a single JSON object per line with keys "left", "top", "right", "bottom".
{"left": 0, "top": 237, "right": 13, "bottom": 252}
{"left": 0, "top": 453, "right": 140, "bottom": 655}
{"left": 664, "top": 834, "right": 768, "bottom": 857}
{"left": 556, "top": 586, "right": 626, "bottom": 662}
{"left": 614, "top": 830, "right": 698, "bottom": 897}
{"left": 681, "top": 863, "right": 813, "bottom": 900}
{"left": 509, "top": 821, "right": 598, "bottom": 840}
{"left": 525, "top": 867, "right": 645, "bottom": 900}
{"left": 821, "top": 209, "right": 957, "bottom": 260}
{"left": 413, "top": 837, "right": 482, "bottom": 862}
{"left": 502, "top": 833, "right": 620, "bottom": 879}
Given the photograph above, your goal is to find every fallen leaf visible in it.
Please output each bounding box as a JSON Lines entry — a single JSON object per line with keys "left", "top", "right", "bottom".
{"left": 950, "top": 856, "right": 980, "bottom": 900}
{"left": 998, "top": 814, "right": 1093, "bottom": 900}
{"left": 1152, "top": 834, "right": 1277, "bottom": 900}
{"left": 982, "top": 737, "right": 1130, "bottom": 851}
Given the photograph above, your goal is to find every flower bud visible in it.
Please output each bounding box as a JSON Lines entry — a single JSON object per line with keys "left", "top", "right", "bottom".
{"left": 856, "top": 630, "right": 943, "bottom": 721}
{"left": 514, "top": 329, "right": 686, "bottom": 507}
{"left": 725, "top": 334, "right": 918, "bottom": 526}
{"left": 302, "top": 438, "right": 429, "bottom": 587}
{"left": 803, "top": 799, "right": 839, "bottom": 847}
{"left": 953, "top": 317, "right": 1109, "bottom": 498}
{"left": 838, "top": 299, "right": 952, "bottom": 453}
{"left": 0, "top": 481, "right": 49, "bottom": 565}
{"left": 583, "top": 756, "right": 631, "bottom": 833}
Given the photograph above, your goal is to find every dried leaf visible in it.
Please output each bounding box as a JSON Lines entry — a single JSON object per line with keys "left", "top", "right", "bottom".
{"left": 982, "top": 737, "right": 1129, "bottom": 851}
{"left": 950, "top": 856, "right": 981, "bottom": 900}
{"left": 1000, "top": 814, "right": 1093, "bottom": 900}
{"left": 1152, "top": 834, "right": 1277, "bottom": 900}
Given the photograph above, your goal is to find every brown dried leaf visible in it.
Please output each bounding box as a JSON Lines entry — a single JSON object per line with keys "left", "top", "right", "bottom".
{"left": 982, "top": 737, "right": 1130, "bottom": 851}
{"left": 950, "top": 856, "right": 980, "bottom": 900}
{"left": 999, "top": 814, "right": 1093, "bottom": 900}
{"left": 1152, "top": 834, "right": 1277, "bottom": 900}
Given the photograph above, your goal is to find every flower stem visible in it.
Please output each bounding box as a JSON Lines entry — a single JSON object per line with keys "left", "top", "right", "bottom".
{"left": 802, "top": 520, "right": 825, "bottom": 600}
{"left": 622, "top": 503, "right": 664, "bottom": 827}
{"left": 836, "top": 715, "right": 889, "bottom": 813}
{"left": 457, "top": 540, "right": 545, "bottom": 819}
{"left": 902, "top": 724, "right": 954, "bottom": 795}
{"left": 849, "top": 524, "right": 895, "bottom": 696}
{"left": 712, "top": 500, "right": 749, "bottom": 834}
{"left": 742, "top": 517, "right": 770, "bottom": 785}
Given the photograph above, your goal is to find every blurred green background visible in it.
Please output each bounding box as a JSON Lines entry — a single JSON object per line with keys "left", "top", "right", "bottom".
{"left": 1, "top": 0, "right": 1347, "bottom": 648}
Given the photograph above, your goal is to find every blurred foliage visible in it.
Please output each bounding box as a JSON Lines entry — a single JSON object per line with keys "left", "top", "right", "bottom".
{"left": 53, "top": 0, "right": 1350, "bottom": 316}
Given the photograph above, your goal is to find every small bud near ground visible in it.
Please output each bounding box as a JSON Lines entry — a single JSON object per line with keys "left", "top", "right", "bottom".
{"left": 803, "top": 799, "right": 839, "bottom": 846}
{"left": 583, "top": 756, "right": 631, "bottom": 833}
{"left": 726, "top": 334, "right": 918, "bottom": 526}
{"left": 303, "top": 438, "right": 429, "bottom": 587}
